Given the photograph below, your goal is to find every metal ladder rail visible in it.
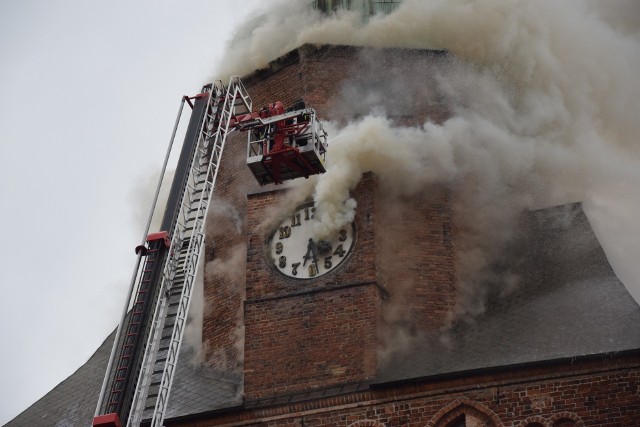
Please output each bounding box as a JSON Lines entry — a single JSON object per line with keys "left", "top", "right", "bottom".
{"left": 139, "top": 89, "right": 225, "bottom": 411}
{"left": 127, "top": 86, "right": 222, "bottom": 426}
{"left": 126, "top": 237, "right": 181, "bottom": 426}
{"left": 94, "top": 94, "right": 190, "bottom": 425}
{"left": 148, "top": 78, "right": 251, "bottom": 426}
{"left": 104, "top": 243, "right": 164, "bottom": 415}
{"left": 150, "top": 77, "right": 252, "bottom": 427}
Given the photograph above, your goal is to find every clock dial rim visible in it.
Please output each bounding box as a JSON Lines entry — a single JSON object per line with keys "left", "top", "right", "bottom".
{"left": 266, "top": 202, "right": 356, "bottom": 280}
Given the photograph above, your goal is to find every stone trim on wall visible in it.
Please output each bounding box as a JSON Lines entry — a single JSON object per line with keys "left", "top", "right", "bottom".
{"left": 427, "top": 397, "right": 504, "bottom": 427}
{"left": 518, "top": 415, "right": 549, "bottom": 427}
{"left": 548, "top": 412, "right": 584, "bottom": 427}
{"left": 347, "top": 421, "right": 387, "bottom": 427}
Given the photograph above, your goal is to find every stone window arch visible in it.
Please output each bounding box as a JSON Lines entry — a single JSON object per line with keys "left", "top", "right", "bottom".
{"left": 549, "top": 412, "right": 584, "bottom": 427}
{"left": 348, "top": 421, "right": 386, "bottom": 427}
{"left": 428, "top": 397, "right": 504, "bottom": 427}
{"left": 519, "top": 415, "right": 549, "bottom": 427}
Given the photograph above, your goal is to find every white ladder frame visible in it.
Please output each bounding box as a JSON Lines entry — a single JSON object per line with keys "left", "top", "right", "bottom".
{"left": 127, "top": 77, "right": 252, "bottom": 427}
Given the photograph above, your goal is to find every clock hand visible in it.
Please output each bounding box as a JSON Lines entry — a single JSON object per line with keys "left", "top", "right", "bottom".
{"left": 303, "top": 238, "right": 318, "bottom": 266}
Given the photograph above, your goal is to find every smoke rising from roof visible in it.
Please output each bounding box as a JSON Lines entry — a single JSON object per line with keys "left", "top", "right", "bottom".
{"left": 214, "top": 0, "right": 640, "bottom": 319}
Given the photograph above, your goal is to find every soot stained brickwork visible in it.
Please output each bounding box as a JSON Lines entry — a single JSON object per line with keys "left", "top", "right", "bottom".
{"left": 375, "top": 187, "right": 457, "bottom": 335}
{"left": 192, "top": 44, "right": 640, "bottom": 427}
{"left": 203, "top": 44, "right": 454, "bottom": 376}
{"left": 8, "top": 44, "right": 640, "bottom": 427}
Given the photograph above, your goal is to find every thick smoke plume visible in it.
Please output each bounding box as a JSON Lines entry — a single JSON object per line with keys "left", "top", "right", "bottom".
{"left": 213, "top": 0, "right": 640, "bottom": 322}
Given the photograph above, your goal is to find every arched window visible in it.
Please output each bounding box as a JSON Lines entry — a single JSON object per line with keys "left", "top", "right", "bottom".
{"left": 428, "top": 398, "right": 503, "bottom": 427}
{"left": 549, "top": 412, "right": 584, "bottom": 427}
{"left": 446, "top": 414, "right": 466, "bottom": 427}
{"left": 519, "top": 416, "right": 548, "bottom": 427}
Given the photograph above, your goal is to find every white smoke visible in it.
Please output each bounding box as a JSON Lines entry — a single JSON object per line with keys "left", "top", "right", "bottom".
{"left": 200, "top": 198, "right": 248, "bottom": 371}
{"left": 182, "top": 255, "right": 205, "bottom": 366}
{"left": 203, "top": 242, "right": 246, "bottom": 370}
{"left": 214, "top": 0, "right": 640, "bottom": 309}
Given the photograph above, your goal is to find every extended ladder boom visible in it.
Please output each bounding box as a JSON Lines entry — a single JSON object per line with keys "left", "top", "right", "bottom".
{"left": 94, "top": 76, "right": 328, "bottom": 427}
{"left": 93, "top": 77, "right": 251, "bottom": 427}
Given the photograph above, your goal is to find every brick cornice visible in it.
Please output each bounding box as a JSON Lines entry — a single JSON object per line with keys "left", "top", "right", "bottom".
{"left": 244, "top": 280, "right": 388, "bottom": 304}
{"left": 166, "top": 354, "right": 639, "bottom": 426}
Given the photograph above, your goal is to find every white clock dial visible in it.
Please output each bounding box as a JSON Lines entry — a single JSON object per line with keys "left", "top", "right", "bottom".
{"left": 268, "top": 203, "right": 355, "bottom": 279}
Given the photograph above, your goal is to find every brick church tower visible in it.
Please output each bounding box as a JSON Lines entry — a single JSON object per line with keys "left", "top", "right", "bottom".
{"left": 202, "top": 44, "right": 457, "bottom": 400}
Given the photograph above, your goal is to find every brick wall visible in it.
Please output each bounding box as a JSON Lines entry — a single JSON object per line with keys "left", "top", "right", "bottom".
{"left": 243, "top": 175, "right": 383, "bottom": 400}
{"left": 203, "top": 45, "right": 455, "bottom": 388}
{"left": 244, "top": 285, "right": 382, "bottom": 400}
{"left": 375, "top": 186, "right": 457, "bottom": 336}
{"left": 168, "top": 355, "right": 640, "bottom": 427}
{"left": 201, "top": 130, "right": 259, "bottom": 371}
{"left": 202, "top": 46, "right": 311, "bottom": 370}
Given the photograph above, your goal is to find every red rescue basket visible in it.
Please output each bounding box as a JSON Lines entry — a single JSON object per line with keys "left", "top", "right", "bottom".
{"left": 245, "top": 108, "right": 328, "bottom": 185}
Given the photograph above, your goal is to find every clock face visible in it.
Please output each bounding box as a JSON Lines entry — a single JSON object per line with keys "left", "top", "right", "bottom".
{"left": 268, "top": 203, "right": 355, "bottom": 279}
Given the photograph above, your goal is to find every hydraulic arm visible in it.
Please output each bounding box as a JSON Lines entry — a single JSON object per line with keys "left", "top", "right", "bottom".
{"left": 93, "top": 77, "right": 327, "bottom": 427}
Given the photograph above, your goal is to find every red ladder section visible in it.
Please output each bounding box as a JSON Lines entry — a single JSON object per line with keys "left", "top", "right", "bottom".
{"left": 105, "top": 233, "right": 169, "bottom": 417}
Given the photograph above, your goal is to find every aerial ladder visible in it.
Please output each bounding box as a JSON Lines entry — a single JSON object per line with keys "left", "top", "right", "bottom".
{"left": 92, "top": 77, "right": 328, "bottom": 427}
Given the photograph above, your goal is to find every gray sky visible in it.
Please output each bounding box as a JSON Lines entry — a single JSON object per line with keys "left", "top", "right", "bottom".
{"left": 0, "top": 1, "right": 263, "bottom": 424}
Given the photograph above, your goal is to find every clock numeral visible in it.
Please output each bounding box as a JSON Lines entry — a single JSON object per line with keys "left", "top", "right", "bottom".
{"left": 291, "top": 262, "right": 300, "bottom": 276}
{"left": 324, "top": 256, "right": 332, "bottom": 269}
{"left": 275, "top": 242, "right": 283, "bottom": 254}
{"left": 291, "top": 213, "right": 301, "bottom": 227}
{"left": 333, "top": 244, "right": 346, "bottom": 258}
{"left": 308, "top": 263, "right": 318, "bottom": 277}
{"left": 303, "top": 207, "right": 316, "bottom": 220}
{"left": 279, "top": 226, "right": 291, "bottom": 239}
{"left": 279, "top": 256, "right": 287, "bottom": 268}
{"left": 338, "top": 228, "right": 347, "bottom": 242}
{"left": 317, "top": 240, "right": 332, "bottom": 256}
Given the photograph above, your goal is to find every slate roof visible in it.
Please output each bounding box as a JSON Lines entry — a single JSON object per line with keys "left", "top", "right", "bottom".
{"left": 5, "top": 202, "right": 640, "bottom": 426}
{"left": 149, "top": 348, "right": 242, "bottom": 421}
{"left": 377, "top": 202, "right": 640, "bottom": 384}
